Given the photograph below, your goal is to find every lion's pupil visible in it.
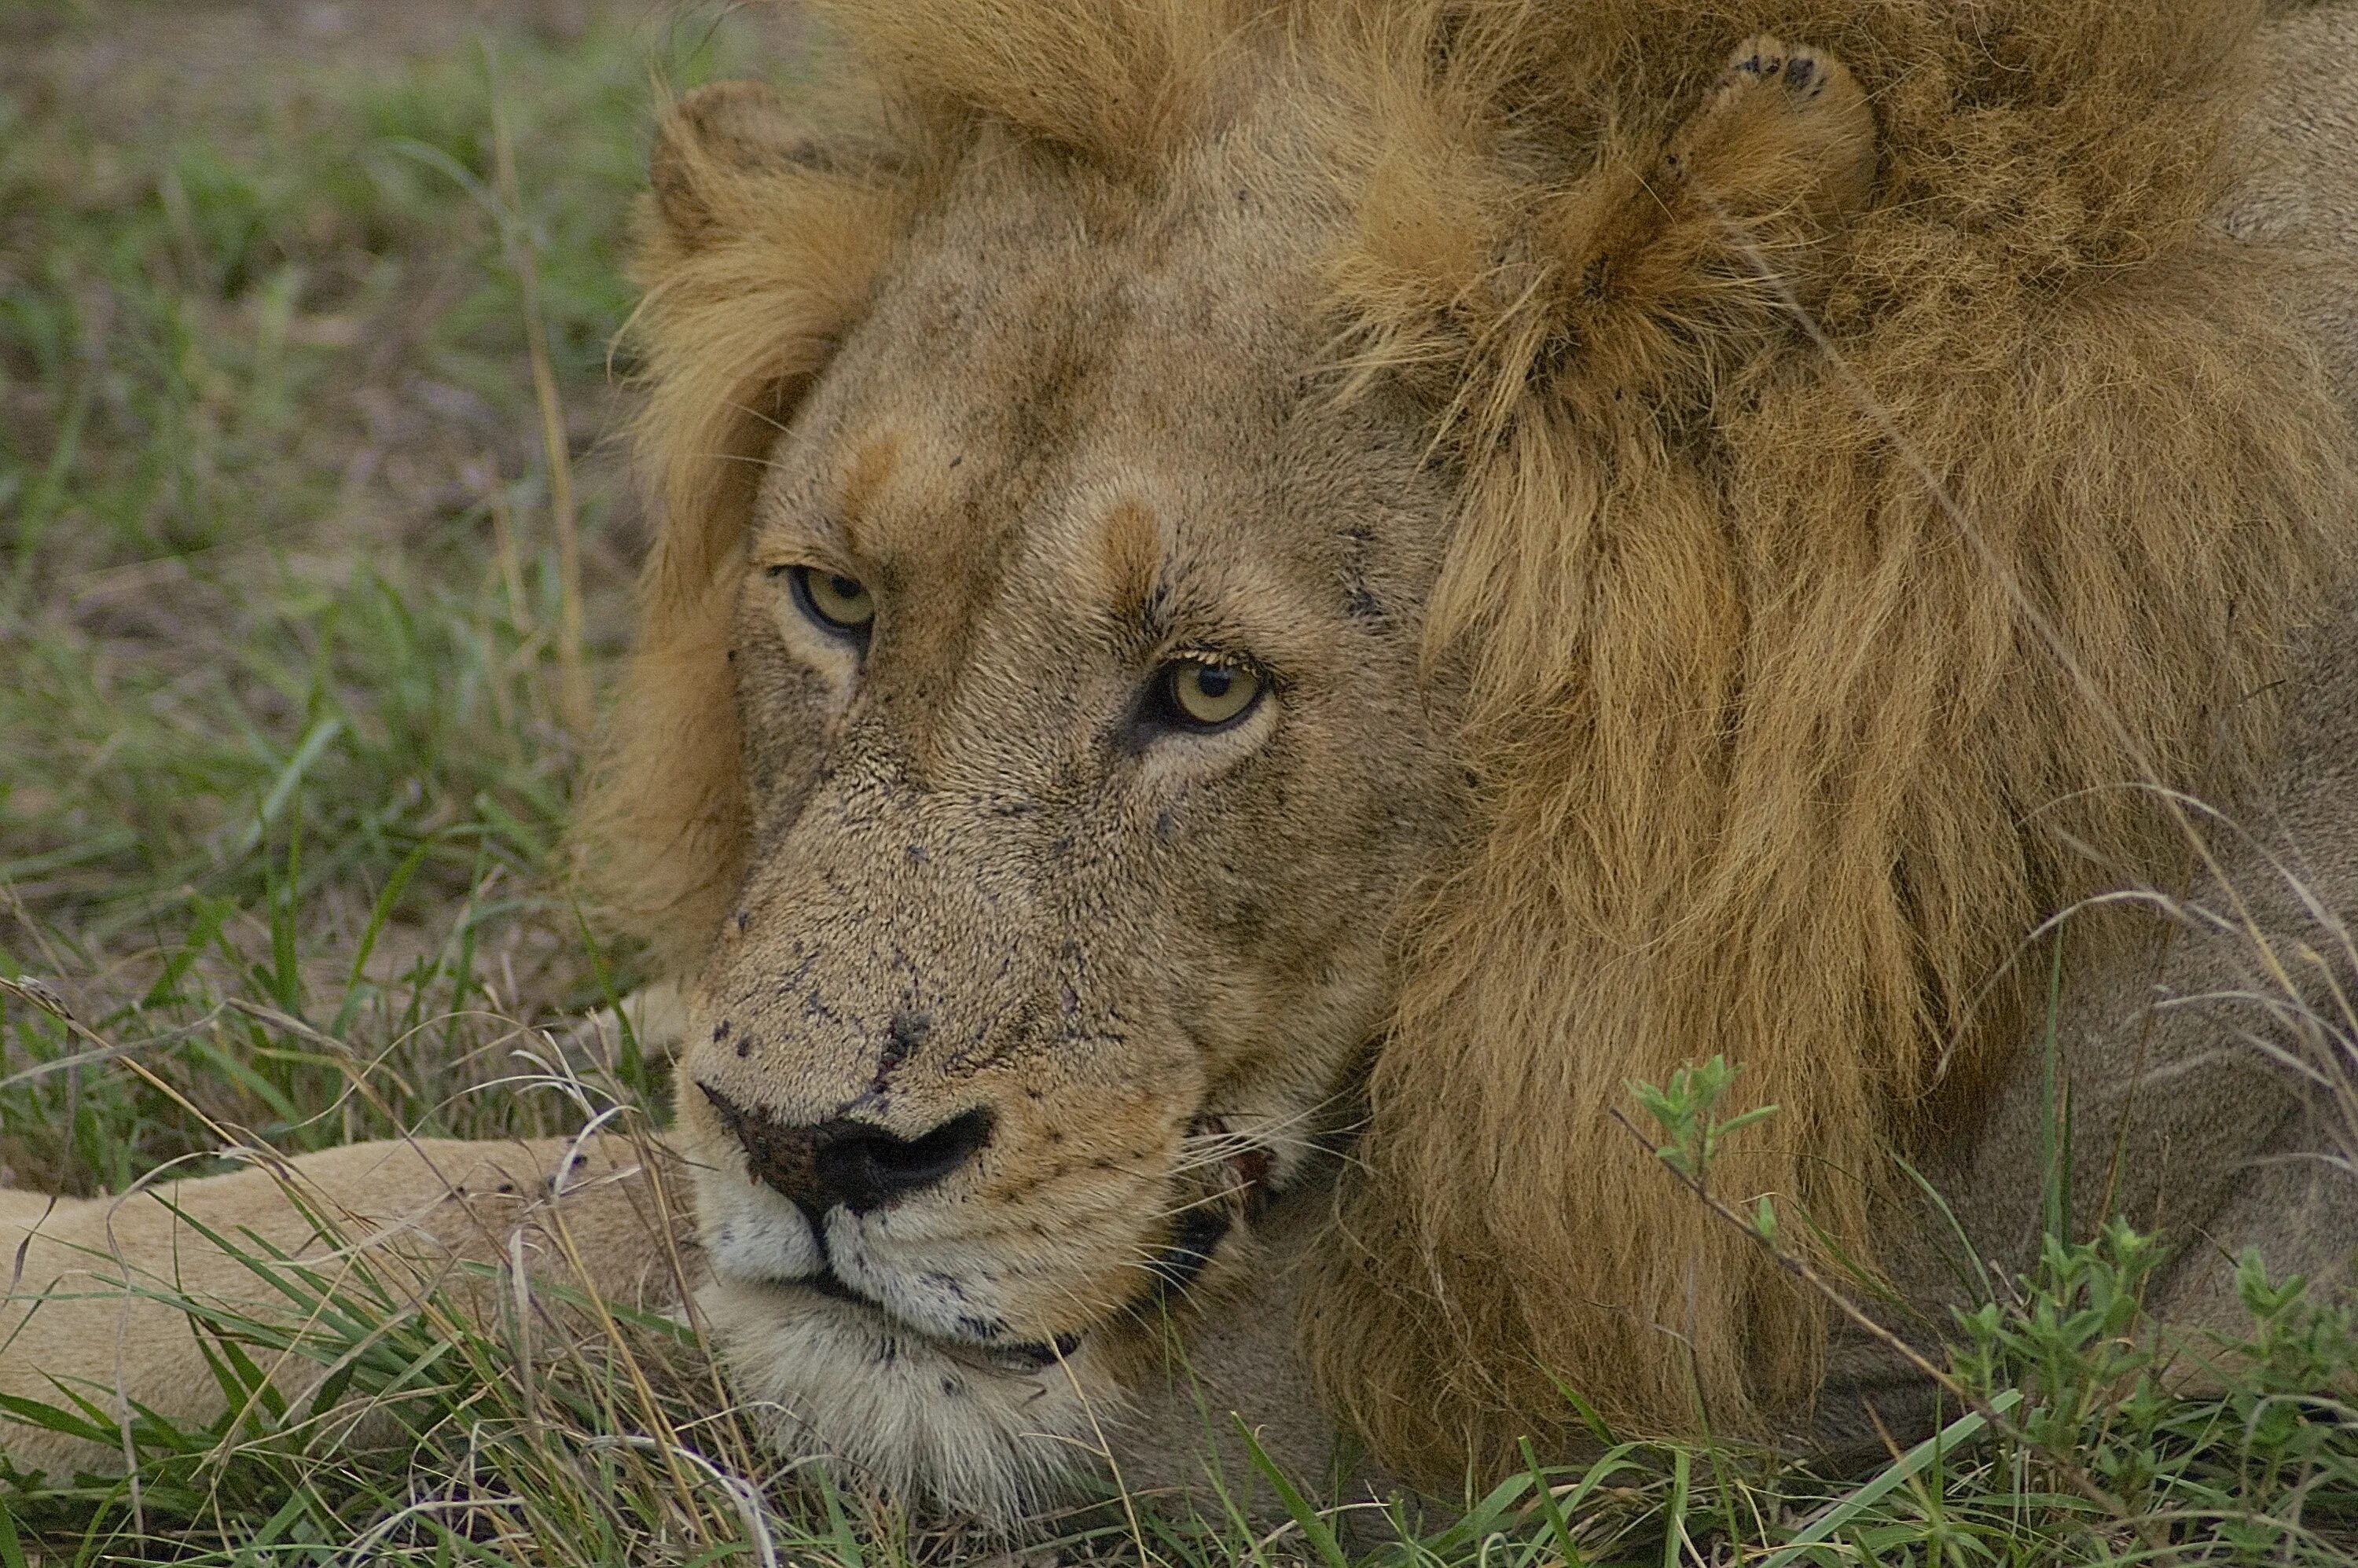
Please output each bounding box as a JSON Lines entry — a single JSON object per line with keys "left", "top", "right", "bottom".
{"left": 1196, "top": 667, "right": 1232, "bottom": 699}
{"left": 829, "top": 575, "right": 861, "bottom": 600}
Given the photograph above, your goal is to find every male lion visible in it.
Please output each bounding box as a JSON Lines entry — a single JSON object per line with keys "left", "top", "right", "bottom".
{"left": 8, "top": 0, "right": 2358, "bottom": 1527}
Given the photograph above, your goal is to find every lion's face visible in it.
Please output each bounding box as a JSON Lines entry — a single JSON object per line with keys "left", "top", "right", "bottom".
{"left": 668, "top": 129, "right": 1462, "bottom": 1509}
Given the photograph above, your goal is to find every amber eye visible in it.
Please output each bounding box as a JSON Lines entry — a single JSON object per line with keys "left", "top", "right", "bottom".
{"left": 786, "top": 566, "right": 875, "bottom": 637}
{"left": 1154, "top": 658, "right": 1264, "bottom": 731}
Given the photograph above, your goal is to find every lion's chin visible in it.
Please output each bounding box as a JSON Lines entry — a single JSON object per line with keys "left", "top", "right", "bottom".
{"left": 696, "top": 1276, "right": 1122, "bottom": 1525}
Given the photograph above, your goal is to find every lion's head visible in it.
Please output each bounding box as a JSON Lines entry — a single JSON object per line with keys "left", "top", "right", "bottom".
{"left": 583, "top": 0, "right": 2352, "bottom": 1517}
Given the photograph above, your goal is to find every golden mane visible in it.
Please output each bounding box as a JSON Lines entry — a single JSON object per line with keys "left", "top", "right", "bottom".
{"left": 587, "top": 0, "right": 2356, "bottom": 1482}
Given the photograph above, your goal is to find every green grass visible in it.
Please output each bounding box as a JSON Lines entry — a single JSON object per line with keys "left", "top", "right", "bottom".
{"left": 0, "top": 0, "right": 711, "bottom": 1194}
{"left": 3, "top": 2, "right": 2356, "bottom": 1562}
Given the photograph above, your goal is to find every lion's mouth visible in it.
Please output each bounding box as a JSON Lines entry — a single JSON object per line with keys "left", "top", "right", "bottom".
{"left": 1140, "top": 1205, "right": 1232, "bottom": 1302}
{"left": 800, "top": 1265, "right": 1083, "bottom": 1372}
{"left": 1138, "top": 1113, "right": 1279, "bottom": 1304}
{"left": 780, "top": 1198, "right": 1251, "bottom": 1372}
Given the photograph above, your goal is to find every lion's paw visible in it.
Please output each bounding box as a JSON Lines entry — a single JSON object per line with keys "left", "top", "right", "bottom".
{"left": 1666, "top": 34, "right": 1877, "bottom": 222}
{"left": 1714, "top": 35, "right": 1847, "bottom": 107}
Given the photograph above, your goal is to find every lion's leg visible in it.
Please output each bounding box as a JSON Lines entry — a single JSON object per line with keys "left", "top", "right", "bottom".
{"left": 554, "top": 980, "right": 694, "bottom": 1070}
{"left": 2228, "top": 0, "right": 2358, "bottom": 411}
{"left": 1, "top": 1133, "right": 692, "bottom": 1481}
{"left": 1836, "top": 585, "right": 2358, "bottom": 1443}
{"left": 2045, "top": 585, "right": 2356, "bottom": 1310}
{"left": 2157, "top": 1134, "right": 2358, "bottom": 1335}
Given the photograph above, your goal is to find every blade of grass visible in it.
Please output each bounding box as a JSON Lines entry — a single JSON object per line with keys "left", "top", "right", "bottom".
{"left": 1235, "top": 1414, "right": 1349, "bottom": 1568}
{"left": 1758, "top": 1390, "right": 2022, "bottom": 1568}
{"left": 331, "top": 835, "right": 437, "bottom": 1036}
{"left": 0, "top": 1495, "right": 26, "bottom": 1568}
{"left": 1517, "top": 1437, "right": 1585, "bottom": 1566}
{"left": 1660, "top": 1447, "right": 1688, "bottom": 1568}
{"left": 225, "top": 714, "right": 345, "bottom": 861}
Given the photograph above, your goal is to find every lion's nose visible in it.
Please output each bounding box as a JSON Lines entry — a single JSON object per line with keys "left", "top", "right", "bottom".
{"left": 699, "top": 1084, "right": 994, "bottom": 1214}
{"left": 812, "top": 1111, "right": 996, "bottom": 1210}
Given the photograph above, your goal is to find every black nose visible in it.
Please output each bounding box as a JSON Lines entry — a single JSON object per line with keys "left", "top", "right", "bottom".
{"left": 700, "top": 1085, "right": 994, "bottom": 1216}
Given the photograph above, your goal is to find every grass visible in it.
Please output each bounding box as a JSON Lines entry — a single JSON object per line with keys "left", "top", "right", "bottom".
{"left": 2, "top": 2, "right": 2356, "bottom": 1562}
{"left": 0, "top": 0, "right": 709, "bottom": 1194}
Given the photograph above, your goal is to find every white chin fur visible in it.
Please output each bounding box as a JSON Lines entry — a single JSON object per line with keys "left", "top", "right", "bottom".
{"left": 698, "top": 1276, "right": 1120, "bottom": 1525}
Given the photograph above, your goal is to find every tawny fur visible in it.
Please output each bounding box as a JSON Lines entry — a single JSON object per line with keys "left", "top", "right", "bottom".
{"left": 581, "top": 0, "right": 2356, "bottom": 1475}
{"left": 1311, "top": 4, "right": 2356, "bottom": 1467}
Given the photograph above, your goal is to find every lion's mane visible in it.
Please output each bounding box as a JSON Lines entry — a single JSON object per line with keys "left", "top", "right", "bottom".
{"left": 586, "top": 0, "right": 2356, "bottom": 1482}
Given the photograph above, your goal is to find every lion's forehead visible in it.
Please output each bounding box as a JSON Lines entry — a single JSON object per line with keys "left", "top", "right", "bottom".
{"left": 751, "top": 143, "right": 1342, "bottom": 592}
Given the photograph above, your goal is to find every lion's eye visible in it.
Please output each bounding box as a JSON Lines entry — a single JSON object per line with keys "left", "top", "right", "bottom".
{"left": 1154, "top": 658, "right": 1264, "bottom": 731}
{"left": 786, "top": 565, "right": 875, "bottom": 637}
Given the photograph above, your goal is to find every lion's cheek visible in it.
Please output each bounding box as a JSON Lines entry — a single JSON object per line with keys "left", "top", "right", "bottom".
{"left": 938, "top": 1164, "right": 1191, "bottom": 1338}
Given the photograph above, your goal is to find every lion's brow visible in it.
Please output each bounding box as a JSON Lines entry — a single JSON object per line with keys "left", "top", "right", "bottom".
{"left": 1094, "top": 497, "right": 1164, "bottom": 626}
{"left": 832, "top": 428, "right": 905, "bottom": 559}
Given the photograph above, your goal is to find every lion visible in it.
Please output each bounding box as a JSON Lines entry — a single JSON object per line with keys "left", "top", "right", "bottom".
{"left": 9, "top": 0, "right": 2358, "bottom": 1529}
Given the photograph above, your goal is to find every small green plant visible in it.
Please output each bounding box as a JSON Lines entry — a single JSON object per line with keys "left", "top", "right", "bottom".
{"left": 1623, "top": 1059, "right": 2358, "bottom": 1565}
{"left": 1624, "top": 1054, "right": 1780, "bottom": 1191}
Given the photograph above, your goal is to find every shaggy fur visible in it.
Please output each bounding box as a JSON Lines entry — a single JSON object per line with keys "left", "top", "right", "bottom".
{"left": 579, "top": 0, "right": 2355, "bottom": 1475}
{"left": 1306, "top": 1, "right": 2355, "bottom": 1467}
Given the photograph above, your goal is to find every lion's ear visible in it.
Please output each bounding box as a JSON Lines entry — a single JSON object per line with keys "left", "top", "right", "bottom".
{"left": 648, "top": 81, "right": 814, "bottom": 250}
{"left": 626, "top": 79, "right": 905, "bottom": 602}
{"left": 1335, "top": 35, "right": 1878, "bottom": 449}
{"left": 648, "top": 81, "right": 909, "bottom": 254}
{"left": 1658, "top": 37, "right": 1877, "bottom": 243}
